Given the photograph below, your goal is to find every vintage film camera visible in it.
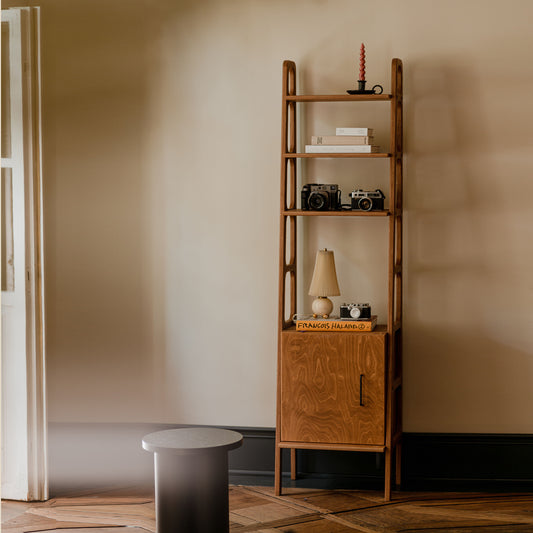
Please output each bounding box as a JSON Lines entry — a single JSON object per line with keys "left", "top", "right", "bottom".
{"left": 350, "top": 189, "right": 385, "bottom": 211}
{"left": 340, "top": 303, "right": 371, "bottom": 320}
{"left": 301, "top": 183, "right": 341, "bottom": 211}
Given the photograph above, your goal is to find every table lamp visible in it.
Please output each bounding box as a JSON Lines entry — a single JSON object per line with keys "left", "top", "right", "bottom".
{"left": 308, "top": 248, "right": 340, "bottom": 318}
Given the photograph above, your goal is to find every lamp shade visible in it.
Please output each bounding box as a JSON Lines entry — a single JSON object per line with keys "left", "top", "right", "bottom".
{"left": 308, "top": 249, "right": 341, "bottom": 297}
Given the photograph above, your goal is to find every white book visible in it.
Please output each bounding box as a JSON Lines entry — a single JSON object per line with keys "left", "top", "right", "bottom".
{"left": 336, "top": 127, "right": 374, "bottom": 136}
{"left": 305, "top": 144, "right": 380, "bottom": 153}
{"left": 311, "top": 135, "right": 373, "bottom": 145}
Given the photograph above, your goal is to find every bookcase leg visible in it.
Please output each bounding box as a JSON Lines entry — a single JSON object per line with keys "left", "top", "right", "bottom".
{"left": 290, "top": 449, "right": 297, "bottom": 480}
{"left": 384, "top": 448, "right": 392, "bottom": 501}
{"left": 395, "top": 441, "right": 402, "bottom": 488}
{"left": 274, "top": 445, "right": 282, "bottom": 496}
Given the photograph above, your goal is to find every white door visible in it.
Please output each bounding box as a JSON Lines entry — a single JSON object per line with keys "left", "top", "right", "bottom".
{"left": 1, "top": 6, "right": 47, "bottom": 501}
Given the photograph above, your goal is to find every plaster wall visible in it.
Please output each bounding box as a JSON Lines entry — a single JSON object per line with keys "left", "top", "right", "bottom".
{"left": 5, "top": 0, "right": 533, "bottom": 432}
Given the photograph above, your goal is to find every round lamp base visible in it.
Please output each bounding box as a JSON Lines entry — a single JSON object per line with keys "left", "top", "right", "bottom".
{"left": 311, "top": 297, "right": 333, "bottom": 319}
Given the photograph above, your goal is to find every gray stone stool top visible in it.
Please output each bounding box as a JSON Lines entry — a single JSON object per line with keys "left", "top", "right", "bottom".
{"left": 142, "top": 427, "right": 243, "bottom": 455}
{"left": 142, "top": 428, "right": 242, "bottom": 533}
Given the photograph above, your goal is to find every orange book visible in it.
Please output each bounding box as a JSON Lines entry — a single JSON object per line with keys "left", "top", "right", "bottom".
{"left": 295, "top": 315, "right": 377, "bottom": 332}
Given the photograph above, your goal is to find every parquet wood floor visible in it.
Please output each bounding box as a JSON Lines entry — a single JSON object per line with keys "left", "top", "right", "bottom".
{"left": 3, "top": 485, "right": 533, "bottom": 532}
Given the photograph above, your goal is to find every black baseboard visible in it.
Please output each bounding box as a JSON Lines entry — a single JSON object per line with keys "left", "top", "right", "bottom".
{"left": 48, "top": 423, "right": 533, "bottom": 494}
{"left": 402, "top": 433, "right": 533, "bottom": 491}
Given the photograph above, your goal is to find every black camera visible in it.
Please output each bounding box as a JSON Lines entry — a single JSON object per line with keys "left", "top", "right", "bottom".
{"left": 301, "top": 184, "right": 341, "bottom": 211}
{"left": 340, "top": 303, "right": 371, "bottom": 320}
{"left": 350, "top": 189, "right": 385, "bottom": 211}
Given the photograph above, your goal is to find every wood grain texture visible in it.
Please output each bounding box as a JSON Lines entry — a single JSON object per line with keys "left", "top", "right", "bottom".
{"left": 280, "top": 331, "right": 386, "bottom": 446}
{"left": 4, "top": 487, "right": 533, "bottom": 533}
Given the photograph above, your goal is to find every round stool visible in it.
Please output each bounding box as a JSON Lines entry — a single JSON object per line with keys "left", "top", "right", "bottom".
{"left": 142, "top": 428, "right": 242, "bottom": 533}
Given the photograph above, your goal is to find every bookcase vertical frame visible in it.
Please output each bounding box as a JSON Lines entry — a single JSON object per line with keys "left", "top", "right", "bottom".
{"left": 275, "top": 60, "right": 297, "bottom": 494}
{"left": 385, "top": 58, "right": 403, "bottom": 499}
{"left": 394, "top": 59, "right": 404, "bottom": 487}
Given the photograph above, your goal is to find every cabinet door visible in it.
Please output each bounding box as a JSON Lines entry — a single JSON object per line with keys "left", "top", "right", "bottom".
{"left": 280, "top": 331, "right": 386, "bottom": 446}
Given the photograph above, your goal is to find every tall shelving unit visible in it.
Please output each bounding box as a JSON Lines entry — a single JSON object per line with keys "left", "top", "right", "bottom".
{"left": 275, "top": 58, "right": 403, "bottom": 501}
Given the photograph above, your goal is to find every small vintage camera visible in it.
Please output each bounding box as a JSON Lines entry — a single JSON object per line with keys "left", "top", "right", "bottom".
{"left": 301, "top": 184, "right": 341, "bottom": 211}
{"left": 350, "top": 189, "right": 385, "bottom": 211}
{"left": 340, "top": 303, "right": 371, "bottom": 320}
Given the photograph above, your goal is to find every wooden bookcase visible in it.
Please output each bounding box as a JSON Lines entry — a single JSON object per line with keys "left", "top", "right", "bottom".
{"left": 275, "top": 59, "right": 403, "bottom": 501}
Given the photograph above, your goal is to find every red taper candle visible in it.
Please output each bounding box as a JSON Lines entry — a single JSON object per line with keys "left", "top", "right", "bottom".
{"left": 359, "top": 43, "right": 366, "bottom": 81}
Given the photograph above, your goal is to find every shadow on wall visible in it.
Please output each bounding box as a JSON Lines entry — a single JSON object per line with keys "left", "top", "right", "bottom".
{"left": 42, "top": 0, "right": 170, "bottom": 423}
{"left": 48, "top": 423, "right": 157, "bottom": 493}
{"left": 403, "top": 56, "right": 533, "bottom": 431}
{"left": 405, "top": 325, "right": 533, "bottom": 431}
{"left": 47, "top": 423, "right": 277, "bottom": 494}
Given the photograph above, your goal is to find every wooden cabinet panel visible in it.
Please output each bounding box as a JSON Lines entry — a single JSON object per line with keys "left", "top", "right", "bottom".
{"left": 280, "top": 330, "right": 386, "bottom": 446}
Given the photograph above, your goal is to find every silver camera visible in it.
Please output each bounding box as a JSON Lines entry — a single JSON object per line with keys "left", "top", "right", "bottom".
{"left": 350, "top": 189, "right": 385, "bottom": 211}
{"left": 340, "top": 303, "right": 371, "bottom": 320}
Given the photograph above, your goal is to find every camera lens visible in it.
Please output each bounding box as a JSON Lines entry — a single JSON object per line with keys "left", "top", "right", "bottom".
{"left": 358, "top": 197, "right": 373, "bottom": 211}
{"left": 350, "top": 307, "right": 362, "bottom": 319}
{"left": 308, "top": 192, "right": 326, "bottom": 210}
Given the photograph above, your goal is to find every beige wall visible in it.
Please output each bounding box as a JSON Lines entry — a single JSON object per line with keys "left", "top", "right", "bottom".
{"left": 5, "top": 0, "right": 533, "bottom": 432}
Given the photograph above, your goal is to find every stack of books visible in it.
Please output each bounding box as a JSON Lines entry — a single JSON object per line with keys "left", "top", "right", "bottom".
{"left": 305, "top": 127, "right": 379, "bottom": 154}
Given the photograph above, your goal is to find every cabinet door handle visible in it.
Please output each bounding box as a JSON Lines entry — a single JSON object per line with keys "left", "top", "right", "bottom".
{"left": 359, "top": 374, "right": 364, "bottom": 406}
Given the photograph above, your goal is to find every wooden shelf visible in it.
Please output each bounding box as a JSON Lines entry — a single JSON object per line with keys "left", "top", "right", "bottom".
{"left": 284, "top": 152, "right": 391, "bottom": 159}
{"left": 282, "top": 209, "right": 390, "bottom": 217}
{"left": 275, "top": 58, "right": 403, "bottom": 502}
{"left": 285, "top": 94, "right": 393, "bottom": 102}
{"left": 279, "top": 441, "right": 386, "bottom": 453}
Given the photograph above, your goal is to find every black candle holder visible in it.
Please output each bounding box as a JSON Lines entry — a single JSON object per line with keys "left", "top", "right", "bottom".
{"left": 347, "top": 80, "right": 383, "bottom": 95}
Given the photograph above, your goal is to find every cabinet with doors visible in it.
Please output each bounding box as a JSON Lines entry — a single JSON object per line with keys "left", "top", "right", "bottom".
{"left": 275, "top": 58, "right": 403, "bottom": 501}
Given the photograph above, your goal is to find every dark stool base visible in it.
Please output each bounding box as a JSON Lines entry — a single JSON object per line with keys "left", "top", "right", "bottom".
{"left": 155, "top": 450, "right": 229, "bottom": 533}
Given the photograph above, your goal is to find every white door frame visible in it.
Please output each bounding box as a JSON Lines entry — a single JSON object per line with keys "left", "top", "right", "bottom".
{"left": 1, "top": 6, "right": 47, "bottom": 501}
